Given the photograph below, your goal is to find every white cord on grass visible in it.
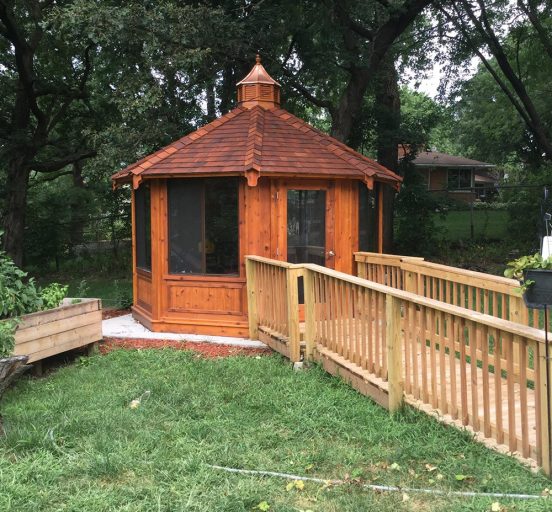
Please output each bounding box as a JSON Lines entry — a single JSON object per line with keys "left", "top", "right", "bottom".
{"left": 206, "top": 464, "right": 548, "bottom": 501}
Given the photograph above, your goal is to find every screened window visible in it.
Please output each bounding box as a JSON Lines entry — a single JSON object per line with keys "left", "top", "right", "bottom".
{"left": 358, "top": 182, "right": 378, "bottom": 252}
{"left": 168, "top": 178, "right": 239, "bottom": 275}
{"left": 135, "top": 184, "right": 151, "bottom": 271}
{"left": 447, "top": 169, "right": 472, "bottom": 190}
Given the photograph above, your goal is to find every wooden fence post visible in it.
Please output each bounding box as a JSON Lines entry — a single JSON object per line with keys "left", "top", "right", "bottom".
{"left": 245, "top": 258, "right": 259, "bottom": 340}
{"left": 303, "top": 268, "right": 316, "bottom": 361}
{"left": 287, "top": 267, "right": 302, "bottom": 362}
{"left": 537, "top": 337, "right": 552, "bottom": 475}
{"left": 386, "top": 294, "right": 404, "bottom": 413}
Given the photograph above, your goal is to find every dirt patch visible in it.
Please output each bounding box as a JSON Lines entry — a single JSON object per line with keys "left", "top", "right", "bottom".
{"left": 100, "top": 337, "right": 271, "bottom": 359}
{"left": 102, "top": 308, "right": 131, "bottom": 320}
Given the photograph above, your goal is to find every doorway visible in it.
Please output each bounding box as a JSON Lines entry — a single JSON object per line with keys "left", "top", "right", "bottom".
{"left": 286, "top": 188, "right": 332, "bottom": 267}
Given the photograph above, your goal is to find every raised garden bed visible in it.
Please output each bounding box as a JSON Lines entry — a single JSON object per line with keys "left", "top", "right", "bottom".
{"left": 12, "top": 298, "right": 102, "bottom": 363}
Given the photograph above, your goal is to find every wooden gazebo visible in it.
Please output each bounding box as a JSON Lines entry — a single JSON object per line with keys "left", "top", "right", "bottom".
{"left": 112, "top": 56, "right": 401, "bottom": 337}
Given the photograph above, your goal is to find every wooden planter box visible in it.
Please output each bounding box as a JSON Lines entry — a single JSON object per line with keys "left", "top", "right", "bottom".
{"left": 12, "top": 299, "right": 102, "bottom": 363}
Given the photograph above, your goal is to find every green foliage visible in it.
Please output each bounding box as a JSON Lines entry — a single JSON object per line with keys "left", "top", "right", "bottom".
{"left": 113, "top": 279, "right": 133, "bottom": 309}
{"left": 0, "top": 250, "right": 42, "bottom": 319}
{"left": 0, "top": 318, "right": 18, "bottom": 358}
{"left": 40, "top": 283, "right": 69, "bottom": 310}
{"left": 504, "top": 253, "right": 552, "bottom": 291}
{"left": 394, "top": 161, "right": 443, "bottom": 257}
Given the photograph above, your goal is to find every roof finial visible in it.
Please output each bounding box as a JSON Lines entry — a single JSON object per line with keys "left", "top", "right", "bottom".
{"left": 256, "top": 53, "right": 261, "bottom": 65}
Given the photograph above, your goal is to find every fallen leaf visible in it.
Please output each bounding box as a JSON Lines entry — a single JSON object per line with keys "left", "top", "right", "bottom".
{"left": 256, "top": 501, "right": 270, "bottom": 511}
{"left": 425, "top": 464, "right": 438, "bottom": 472}
{"left": 491, "top": 502, "right": 501, "bottom": 512}
{"left": 402, "top": 493, "right": 410, "bottom": 502}
{"left": 390, "top": 462, "right": 401, "bottom": 471}
{"left": 295, "top": 480, "right": 305, "bottom": 490}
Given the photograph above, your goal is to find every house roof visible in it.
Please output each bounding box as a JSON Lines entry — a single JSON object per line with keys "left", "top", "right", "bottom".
{"left": 405, "top": 149, "right": 495, "bottom": 169}
{"left": 112, "top": 57, "right": 401, "bottom": 190}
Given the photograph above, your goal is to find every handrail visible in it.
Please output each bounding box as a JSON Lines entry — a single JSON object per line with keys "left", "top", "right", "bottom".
{"left": 302, "top": 263, "right": 547, "bottom": 344}
{"left": 354, "top": 252, "right": 543, "bottom": 328}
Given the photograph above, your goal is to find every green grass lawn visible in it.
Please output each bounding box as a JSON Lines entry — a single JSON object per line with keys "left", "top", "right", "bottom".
{"left": 0, "top": 350, "right": 550, "bottom": 511}
{"left": 434, "top": 210, "right": 509, "bottom": 242}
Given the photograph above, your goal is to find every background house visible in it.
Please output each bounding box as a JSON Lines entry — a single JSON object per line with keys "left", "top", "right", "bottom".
{"left": 399, "top": 146, "right": 498, "bottom": 202}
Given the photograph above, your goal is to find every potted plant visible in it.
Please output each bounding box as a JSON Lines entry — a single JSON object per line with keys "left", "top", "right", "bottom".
{"left": 504, "top": 253, "right": 552, "bottom": 309}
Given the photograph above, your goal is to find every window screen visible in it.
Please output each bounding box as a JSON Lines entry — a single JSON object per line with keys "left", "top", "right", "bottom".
{"left": 135, "top": 184, "right": 151, "bottom": 271}
{"left": 168, "top": 178, "right": 239, "bottom": 275}
{"left": 358, "top": 182, "right": 378, "bottom": 252}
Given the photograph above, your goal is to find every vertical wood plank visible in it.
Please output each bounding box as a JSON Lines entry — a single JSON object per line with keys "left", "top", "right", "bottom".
{"left": 245, "top": 258, "right": 259, "bottom": 339}
{"left": 303, "top": 268, "right": 316, "bottom": 361}
{"left": 386, "top": 294, "right": 404, "bottom": 413}
{"left": 286, "top": 267, "right": 301, "bottom": 362}
{"left": 518, "top": 336, "right": 529, "bottom": 458}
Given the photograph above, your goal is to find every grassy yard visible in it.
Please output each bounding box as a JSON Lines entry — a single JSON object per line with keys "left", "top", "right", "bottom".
{"left": 1, "top": 349, "right": 550, "bottom": 511}
{"left": 434, "top": 210, "right": 509, "bottom": 242}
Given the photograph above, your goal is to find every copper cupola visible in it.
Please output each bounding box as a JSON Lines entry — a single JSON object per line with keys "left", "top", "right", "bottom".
{"left": 237, "top": 54, "right": 281, "bottom": 109}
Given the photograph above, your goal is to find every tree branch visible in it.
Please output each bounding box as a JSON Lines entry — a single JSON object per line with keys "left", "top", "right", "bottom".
{"left": 30, "top": 150, "right": 97, "bottom": 174}
{"left": 281, "top": 67, "right": 334, "bottom": 111}
{"left": 517, "top": 0, "right": 552, "bottom": 62}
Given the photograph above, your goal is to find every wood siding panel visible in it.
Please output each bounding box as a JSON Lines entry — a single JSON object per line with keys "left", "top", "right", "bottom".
{"left": 166, "top": 281, "right": 244, "bottom": 315}
{"left": 137, "top": 271, "right": 152, "bottom": 312}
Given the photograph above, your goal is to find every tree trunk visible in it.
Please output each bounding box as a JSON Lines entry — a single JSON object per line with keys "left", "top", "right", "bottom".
{"left": 374, "top": 56, "right": 400, "bottom": 253}
{"left": 205, "top": 83, "right": 217, "bottom": 122}
{"left": 69, "top": 162, "right": 86, "bottom": 249}
{"left": 2, "top": 156, "right": 31, "bottom": 267}
{"left": 330, "top": 68, "right": 370, "bottom": 145}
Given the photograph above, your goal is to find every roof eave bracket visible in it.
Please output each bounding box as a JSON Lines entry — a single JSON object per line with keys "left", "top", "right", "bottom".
{"left": 245, "top": 167, "right": 261, "bottom": 187}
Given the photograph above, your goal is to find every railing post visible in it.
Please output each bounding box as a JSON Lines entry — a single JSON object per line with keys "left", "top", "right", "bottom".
{"left": 403, "top": 270, "right": 417, "bottom": 294}
{"left": 287, "top": 267, "right": 302, "bottom": 362}
{"left": 245, "top": 258, "right": 259, "bottom": 340}
{"left": 386, "top": 294, "right": 404, "bottom": 413}
{"left": 303, "top": 268, "right": 316, "bottom": 361}
{"left": 537, "top": 336, "right": 552, "bottom": 475}
{"left": 356, "top": 256, "right": 367, "bottom": 279}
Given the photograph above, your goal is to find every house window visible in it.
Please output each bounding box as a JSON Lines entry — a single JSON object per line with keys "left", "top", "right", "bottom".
{"left": 168, "top": 178, "right": 239, "bottom": 275}
{"left": 358, "top": 182, "right": 378, "bottom": 252}
{"left": 135, "top": 183, "right": 152, "bottom": 271}
{"left": 447, "top": 169, "right": 472, "bottom": 190}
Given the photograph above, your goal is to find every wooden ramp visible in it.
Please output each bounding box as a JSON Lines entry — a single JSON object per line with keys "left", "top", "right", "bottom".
{"left": 305, "top": 317, "right": 539, "bottom": 465}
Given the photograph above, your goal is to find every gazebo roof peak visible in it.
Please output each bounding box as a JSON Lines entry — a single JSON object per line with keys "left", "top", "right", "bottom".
{"left": 237, "top": 54, "right": 281, "bottom": 109}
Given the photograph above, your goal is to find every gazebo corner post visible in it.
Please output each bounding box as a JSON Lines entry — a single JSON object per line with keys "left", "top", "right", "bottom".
{"left": 245, "top": 257, "right": 259, "bottom": 340}
{"left": 286, "top": 266, "right": 302, "bottom": 363}
{"left": 386, "top": 293, "right": 404, "bottom": 414}
{"left": 303, "top": 266, "right": 316, "bottom": 362}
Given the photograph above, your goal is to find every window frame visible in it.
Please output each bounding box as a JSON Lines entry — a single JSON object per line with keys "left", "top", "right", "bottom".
{"left": 134, "top": 183, "right": 152, "bottom": 272}
{"left": 447, "top": 168, "right": 473, "bottom": 190}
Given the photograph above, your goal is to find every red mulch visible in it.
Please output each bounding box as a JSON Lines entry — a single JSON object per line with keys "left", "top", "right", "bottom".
{"left": 102, "top": 308, "right": 132, "bottom": 320}
{"left": 100, "top": 337, "right": 271, "bottom": 359}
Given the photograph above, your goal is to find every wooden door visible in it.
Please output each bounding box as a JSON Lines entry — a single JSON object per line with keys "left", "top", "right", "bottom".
{"left": 283, "top": 182, "right": 334, "bottom": 269}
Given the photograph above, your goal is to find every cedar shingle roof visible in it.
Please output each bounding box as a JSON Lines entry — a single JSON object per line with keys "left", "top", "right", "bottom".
{"left": 112, "top": 105, "right": 402, "bottom": 188}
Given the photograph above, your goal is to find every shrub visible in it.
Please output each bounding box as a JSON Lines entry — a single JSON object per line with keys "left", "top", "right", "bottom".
{"left": 0, "top": 251, "right": 42, "bottom": 319}
{"left": 40, "top": 283, "right": 69, "bottom": 310}
{"left": 0, "top": 241, "right": 69, "bottom": 357}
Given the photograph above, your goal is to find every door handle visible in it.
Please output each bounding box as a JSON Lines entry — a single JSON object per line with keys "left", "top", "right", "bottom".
{"left": 327, "top": 250, "right": 335, "bottom": 257}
